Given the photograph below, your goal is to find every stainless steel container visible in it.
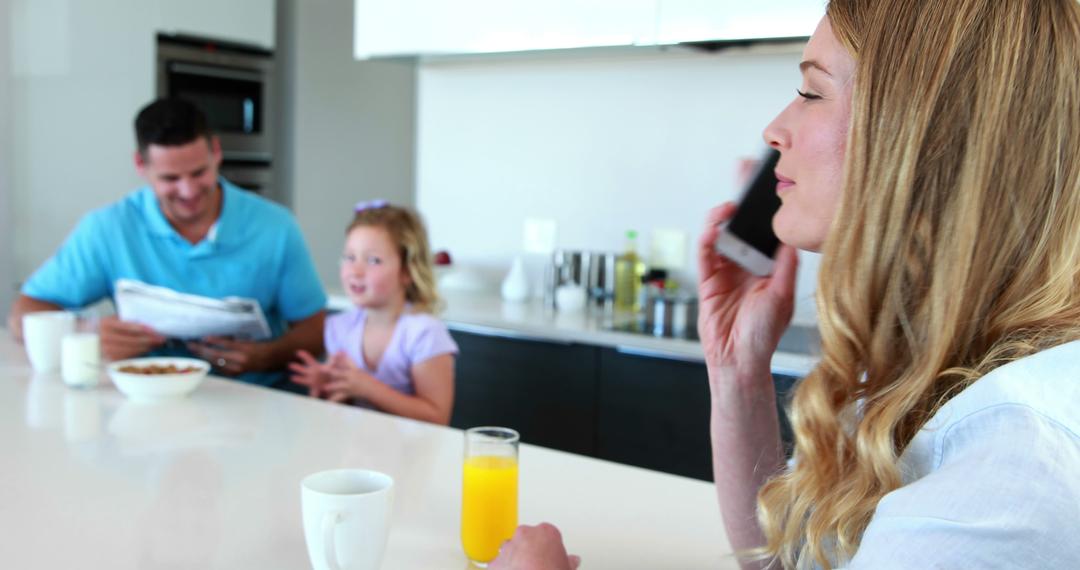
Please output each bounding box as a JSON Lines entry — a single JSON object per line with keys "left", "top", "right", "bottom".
{"left": 545, "top": 250, "right": 629, "bottom": 314}
{"left": 546, "top": 250, "right": 590, "bottom": 309}
{"left": 586, "top": 251, "right": 618, "bottom": 306}
{"left": 644, "top": 292, "right": 699, "bottom": 339}
{"left": 554, "top": 250, "right": 587, "bottom": 286}
{"left": 672, "top": 295, "right": 699, "bottom": 338}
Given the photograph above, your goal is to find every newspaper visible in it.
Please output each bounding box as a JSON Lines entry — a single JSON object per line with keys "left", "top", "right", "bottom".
{"left": 114, "top": 279, "right": 271, "bottom": 340}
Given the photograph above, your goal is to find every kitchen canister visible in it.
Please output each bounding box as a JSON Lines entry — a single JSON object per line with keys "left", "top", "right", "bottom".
{"left": 501, "top": 256, "right": 530, "bottom": 302}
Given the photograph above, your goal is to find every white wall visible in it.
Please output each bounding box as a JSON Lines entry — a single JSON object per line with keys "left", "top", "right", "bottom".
{"left": 0, "top": 0, "right": 15, "bottom": 318}
{"left": 10, "top": 0, "right": 154, "bottom": 285}
{"left": 160, "top": 0, "right": 276, "bottom": 49}
{"left": 416, "top": 47, "right": 822, "bottom": 325}
{"left": 287, "top": 0, "right": 417, "bottom": 290}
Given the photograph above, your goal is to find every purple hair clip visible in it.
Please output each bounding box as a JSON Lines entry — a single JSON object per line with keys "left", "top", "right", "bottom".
{"left": 354, "top": 199, "right": 389, "bottom": 212}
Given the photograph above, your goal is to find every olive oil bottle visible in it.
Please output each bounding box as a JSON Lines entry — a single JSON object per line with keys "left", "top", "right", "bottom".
{"left": 614, "top": 230, "right": 647, "bottom": 313}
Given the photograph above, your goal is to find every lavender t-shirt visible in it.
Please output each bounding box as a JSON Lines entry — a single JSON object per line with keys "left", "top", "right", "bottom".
{"left": 324, "top": 307, "right": 459, "bottom": 397}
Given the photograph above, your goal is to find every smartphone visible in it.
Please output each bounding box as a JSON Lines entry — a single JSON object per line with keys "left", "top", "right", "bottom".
{"left": 714, "top": 148, "right": 782, "bottom": 276}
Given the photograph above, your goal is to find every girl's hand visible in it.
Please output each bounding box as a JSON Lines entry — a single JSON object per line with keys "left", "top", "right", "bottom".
{"left": 697, "top": 203, "right": 798, "bottom": 383}
{"left": 289, "top": 349, "right": 329, "bottom": 398}
{"left": 323, "top": 352, "right": 375, "bottom": 404}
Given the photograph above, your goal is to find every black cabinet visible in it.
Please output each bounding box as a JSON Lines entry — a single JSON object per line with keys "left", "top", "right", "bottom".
{"left": 449, "top": 330, "right": 599, "bottom": 456}
{"left": 449, "top": 328, "right": 800, "bottom": 482}
{"left": 773, "top": 373, "right": 799, "bottom": 457}
{"left": 596, "top": 347, "right": 714, "bottom": 480}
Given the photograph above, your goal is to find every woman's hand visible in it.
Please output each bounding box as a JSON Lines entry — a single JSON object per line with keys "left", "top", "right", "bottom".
{"left": 489, "top": 523, "right": 581, "bottom": 570}
{"left": 697, "top": 203, "right": 799, "bottom": 381}
{"left": 289, "top": 350, "right": 329, "bottom": 398}
{"left": 322, "top": 352, "right": 376, "bottom": 403}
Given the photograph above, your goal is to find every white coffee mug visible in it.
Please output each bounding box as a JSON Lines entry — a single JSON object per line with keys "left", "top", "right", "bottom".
{"left": 23, "top": 312, "right": 77, "bottom": 373}
{"left": 301, "top": 469, "right": 394, "bottom": 570}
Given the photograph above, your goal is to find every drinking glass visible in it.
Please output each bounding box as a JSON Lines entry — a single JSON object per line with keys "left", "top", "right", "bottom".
{"left": 61, "top": 333, "right": 100, "bottom": 387}
{"left": 461, "top": 426, "right": 519, "bottom": 567}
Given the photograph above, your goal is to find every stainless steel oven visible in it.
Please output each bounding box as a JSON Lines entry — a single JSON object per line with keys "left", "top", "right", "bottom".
{"left": 157, "top": 34, "right": 276, "bottom": 197}
{"left": 218, "top": 160, "right": 274, "bottom": 194}
{"left": 157, "top": 34, "right": 274, "bottom": 161}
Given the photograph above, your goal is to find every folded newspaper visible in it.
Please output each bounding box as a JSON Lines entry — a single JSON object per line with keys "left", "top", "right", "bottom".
{"left": 115, "top": 279, "right": 271, "bottom": 340}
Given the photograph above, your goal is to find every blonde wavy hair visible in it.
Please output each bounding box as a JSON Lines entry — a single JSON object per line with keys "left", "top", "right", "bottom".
{"left": 757, "top": 0, "right": 1080, "bottom": 567}
{"left": 348, "top": 204, "right": 442, "bottom": 314}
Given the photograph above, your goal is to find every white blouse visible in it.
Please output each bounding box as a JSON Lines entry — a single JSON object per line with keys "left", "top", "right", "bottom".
{"left": 842, "top": 340, "right": 1080, "bottom": 568}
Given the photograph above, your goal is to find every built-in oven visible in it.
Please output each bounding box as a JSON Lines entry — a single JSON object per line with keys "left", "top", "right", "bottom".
{"left": 156, "top": 34, "right": 276, "bottom": 195}
{"left": 218, "top": 160, "right": 274, "bottom": 194}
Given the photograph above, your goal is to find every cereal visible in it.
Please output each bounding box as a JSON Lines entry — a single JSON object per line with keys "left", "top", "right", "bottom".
{"left": 117, "top": 364, "right": 200, "bottom": 375}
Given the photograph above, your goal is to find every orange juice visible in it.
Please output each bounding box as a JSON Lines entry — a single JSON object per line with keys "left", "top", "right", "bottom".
{"left": 461, "top": 455, "right": 518, "bottom": 563}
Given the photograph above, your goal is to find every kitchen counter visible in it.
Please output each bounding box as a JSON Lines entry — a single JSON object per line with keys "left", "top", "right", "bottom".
{"left": 328, "top": 290, "right": 820, "bottom": 377}
{"left": 0, "top": 333, "right": 735, "bottom": 569}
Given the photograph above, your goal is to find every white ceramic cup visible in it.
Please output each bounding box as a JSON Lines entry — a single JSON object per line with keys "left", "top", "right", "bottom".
{"left": 62, "top": 333, "right": 100, "bottom": 387}
{"left": 301, "top": 469, "right": 394, "bottom": 570}
{"left": 23, "top": 312, "right": 77, "bottom": 373}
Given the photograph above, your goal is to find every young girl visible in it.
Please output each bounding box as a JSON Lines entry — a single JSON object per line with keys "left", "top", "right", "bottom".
{"left": 290, "top": 200, "right": 457, "bottom": 425}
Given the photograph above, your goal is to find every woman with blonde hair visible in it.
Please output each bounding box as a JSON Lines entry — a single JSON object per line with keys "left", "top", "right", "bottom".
{"left": 491, "top": 0, "right": 1080, "bottom": 567}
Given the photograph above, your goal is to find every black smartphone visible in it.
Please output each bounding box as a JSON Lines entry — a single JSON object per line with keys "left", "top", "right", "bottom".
{"left": 714, "top": 148, "right": 782, "bottom": 276}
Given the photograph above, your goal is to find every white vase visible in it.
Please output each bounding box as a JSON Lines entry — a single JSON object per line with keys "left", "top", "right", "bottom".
{"left": 501, "top": 256, "right": 530, "bottom": 302}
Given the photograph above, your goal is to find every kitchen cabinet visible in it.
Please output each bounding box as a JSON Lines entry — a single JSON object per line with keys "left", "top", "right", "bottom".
{"left": 354, "top": 0, "right": 820, "bottom": 58}
{"left": 657, "top": 0, "right": 821, "bottom": 44}
{"left": 449, "top": 329, "right": 799, "bottom": 481}
{"left": 354, "top": 0, "right": 657, "bottom": 59}
{"left": 595, "top": 347, "right": 714, "bottom": 480}
{"left": 159, "top": 0, "right": 276, "bottom": 48}
{"left": 449, "top": 330, "right": 599, "bottom": 456}
{"left": 596, "top": 347, "right": 798, "bottom": 481}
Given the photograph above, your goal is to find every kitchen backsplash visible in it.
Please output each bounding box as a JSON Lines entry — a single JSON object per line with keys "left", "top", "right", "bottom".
{"left": 416, "top": 47, "right": 822, "bottom": 326}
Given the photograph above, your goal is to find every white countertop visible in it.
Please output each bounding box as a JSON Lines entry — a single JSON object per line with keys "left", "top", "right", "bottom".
{"left": 0, "top": 334, "right": 737, "bottom": 569}
{"left": 330, "top": 290, "right": 819, "bottom": 376}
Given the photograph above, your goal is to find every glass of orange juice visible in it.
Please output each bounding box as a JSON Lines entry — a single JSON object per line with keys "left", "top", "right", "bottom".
{"left": 461, "top": 426, "right": 520, "bottom": 567}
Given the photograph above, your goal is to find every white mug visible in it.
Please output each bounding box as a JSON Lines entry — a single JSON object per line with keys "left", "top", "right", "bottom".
{"left": 301, "top": 469, "right": 394, "bottom": 570}
{"left": 23, "top": 311, "right": 77, "bottom": 373}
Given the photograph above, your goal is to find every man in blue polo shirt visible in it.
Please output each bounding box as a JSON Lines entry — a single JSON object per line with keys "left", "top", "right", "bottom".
{"left": 8, "top": 98, "right": 326, "bottom": 390}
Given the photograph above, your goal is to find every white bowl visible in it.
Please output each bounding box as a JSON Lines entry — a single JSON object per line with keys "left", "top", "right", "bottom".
{"left": 107, "top": 357, "right": 210, "bottom": 402}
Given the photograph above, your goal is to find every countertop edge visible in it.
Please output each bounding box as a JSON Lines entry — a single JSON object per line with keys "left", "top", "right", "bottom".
{"left": 327, "top": 292, "right": 819, "bottom": 376}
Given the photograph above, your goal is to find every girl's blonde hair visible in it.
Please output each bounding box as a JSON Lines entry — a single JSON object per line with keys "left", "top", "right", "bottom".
{"left": 758, "top": 0, "right": 1080, "bottom": 567}
{"left": 348, "top": 204, "right": 442, "bottom": 314}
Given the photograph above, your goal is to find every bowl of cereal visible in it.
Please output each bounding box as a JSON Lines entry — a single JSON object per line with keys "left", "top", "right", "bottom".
{"left": 107, "top": 357, "right": 210, "bottom": 402}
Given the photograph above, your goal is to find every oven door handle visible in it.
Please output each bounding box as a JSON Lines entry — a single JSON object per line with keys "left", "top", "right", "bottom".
{"left": 168, "top": 62, "right": 263, "bottom": 83}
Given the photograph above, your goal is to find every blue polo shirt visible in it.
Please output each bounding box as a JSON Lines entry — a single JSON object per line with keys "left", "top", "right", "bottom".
{"left": 22, "top": 179, "right": 327, "bottom": 387}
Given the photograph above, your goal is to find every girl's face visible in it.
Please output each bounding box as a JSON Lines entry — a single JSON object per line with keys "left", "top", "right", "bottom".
{"left": 763, "top": 16, "right": 856, "bottom": 252}
{"left": 340, "top": 226, "right": 410, "bottom": 309}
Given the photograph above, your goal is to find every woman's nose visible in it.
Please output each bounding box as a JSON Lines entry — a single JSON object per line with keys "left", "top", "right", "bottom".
{"left": 762, "top": 104, "right": 793, "bottom": 151}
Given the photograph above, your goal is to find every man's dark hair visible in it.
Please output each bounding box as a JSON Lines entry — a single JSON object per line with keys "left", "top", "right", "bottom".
{"left": 134, "top": 98, "right": 212, "bottom": 157}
